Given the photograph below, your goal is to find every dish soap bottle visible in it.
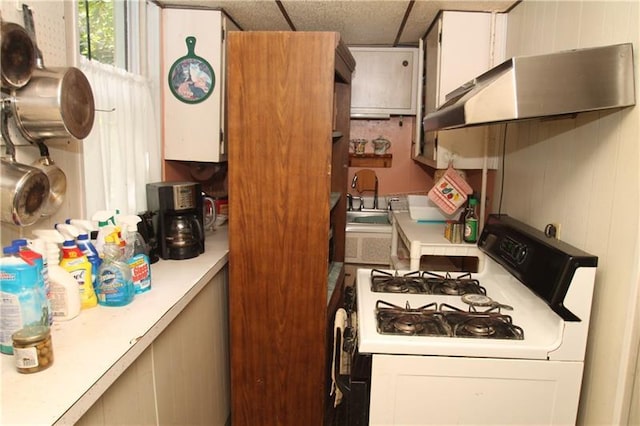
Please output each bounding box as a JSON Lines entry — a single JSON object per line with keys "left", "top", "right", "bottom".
{"left": 96, "top": 235, "right": 135, "bottom": 307}
{"left": 463, "top": 198, "right": 479, "bottom": 244}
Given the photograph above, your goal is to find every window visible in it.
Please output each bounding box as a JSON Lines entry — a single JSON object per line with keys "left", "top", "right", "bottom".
{"left": 77, "top": 0, "right": 135, "bottom": 71}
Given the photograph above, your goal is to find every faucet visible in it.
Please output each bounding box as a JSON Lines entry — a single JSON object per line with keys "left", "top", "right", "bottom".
{"left": 387, "top": 197, "right": 400, "bottom": 211}
{"left": 351, "top": 172, "right": 379, "bottom": 210}
{"left": 373, "top": 183, "right": 379, "bottom": 210}
{"left": 347, "top": 194, "right": 364, "bottom": 211}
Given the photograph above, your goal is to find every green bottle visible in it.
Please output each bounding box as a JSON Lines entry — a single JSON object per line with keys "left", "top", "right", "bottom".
{"left": 464, "top": 198, "right": 479, "bottom": 243}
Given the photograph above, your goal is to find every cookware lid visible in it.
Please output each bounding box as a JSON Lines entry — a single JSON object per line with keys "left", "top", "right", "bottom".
{"left": 60, "top": 67, "right": 95, "bottom": 139}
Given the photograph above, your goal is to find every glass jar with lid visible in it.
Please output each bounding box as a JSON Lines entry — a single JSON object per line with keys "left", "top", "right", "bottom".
{"left": 12, "top": 325, "right": 54, "bottom": 373}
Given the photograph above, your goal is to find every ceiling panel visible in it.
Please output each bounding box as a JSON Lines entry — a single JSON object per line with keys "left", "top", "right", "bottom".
{"left": 282, "top": 1, "right": 409, "bottom": 46}
{"left": 154, "top": 0, "right": 518, "bottom": 46}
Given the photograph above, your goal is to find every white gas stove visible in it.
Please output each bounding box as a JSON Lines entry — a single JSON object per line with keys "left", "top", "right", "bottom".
{"left": 354, "top": 214, "right": 597, "bottom": 425}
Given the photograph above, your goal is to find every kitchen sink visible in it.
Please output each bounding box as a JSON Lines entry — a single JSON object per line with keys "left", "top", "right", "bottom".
{"left": 346, "top": 209, "right": 393, "bottom": 234}
{"left": 346, "top": 209, "right": 391, "bottom": 225}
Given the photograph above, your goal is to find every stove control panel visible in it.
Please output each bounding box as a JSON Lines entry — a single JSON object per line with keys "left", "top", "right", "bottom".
{"left": 499, "top": 236, "right": 528, "bottom": 265}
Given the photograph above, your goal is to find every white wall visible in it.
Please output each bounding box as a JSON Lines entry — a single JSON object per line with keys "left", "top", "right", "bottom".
{"left": 0, "top": 1, "right": 84, "bottom": 246}
{"left": 498, "top": 1, "right": 639, "bottom": 424}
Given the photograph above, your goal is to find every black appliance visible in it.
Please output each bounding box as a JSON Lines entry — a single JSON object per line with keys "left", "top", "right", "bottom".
{"left": 146, "top": 181, "right": 204, "bottom": 260}
{"left": 137, "top": 210, "right": 159, "bottom": 264}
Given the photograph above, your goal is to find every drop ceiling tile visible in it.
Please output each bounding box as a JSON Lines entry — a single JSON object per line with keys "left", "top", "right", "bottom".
{"left": 282, "top": 0, "right": 410, "bottom": 46}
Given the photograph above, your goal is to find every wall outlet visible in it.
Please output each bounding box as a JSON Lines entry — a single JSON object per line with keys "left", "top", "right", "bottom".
{"left": 544, "top": 223, "right": 561, "bottom": 239}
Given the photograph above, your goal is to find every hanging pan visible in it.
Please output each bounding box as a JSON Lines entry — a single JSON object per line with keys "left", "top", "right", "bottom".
{"left": 30, "top": 139, "right": 66, "bottom": 216}
{"left": 1, "top": 20, "right": 36, "bottom": 89}
{"left": 11, "top": 5, "right": 95, "bottom": 142}
{"left": 0, "top": 103, "right": 50, "bottom": 226}
{"left": 168, "top": 36, "right": 215, "bottom": 104}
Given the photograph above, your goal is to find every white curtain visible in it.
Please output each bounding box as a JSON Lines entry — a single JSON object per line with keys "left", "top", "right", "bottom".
{"left": 79, "top": 56, "right": 161, "bottom": 216}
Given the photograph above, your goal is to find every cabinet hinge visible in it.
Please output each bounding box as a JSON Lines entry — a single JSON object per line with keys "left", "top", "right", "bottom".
{"left": 221, "top": 28, "right": 225, "bottom": 42}
{"left": 438, "top": 31, "right": 442, "bottom": 44}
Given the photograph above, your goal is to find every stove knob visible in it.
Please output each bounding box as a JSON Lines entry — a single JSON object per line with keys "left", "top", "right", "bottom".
{"left": 516, "top": 246, "right": 528, "bottom": 264}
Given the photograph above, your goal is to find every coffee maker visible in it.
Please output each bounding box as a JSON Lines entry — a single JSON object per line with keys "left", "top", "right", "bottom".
{"left": 146, "top": 182, "right": 205, "bottom": 260}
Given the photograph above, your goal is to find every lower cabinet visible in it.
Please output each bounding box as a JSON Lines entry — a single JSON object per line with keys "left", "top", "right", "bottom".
{"left": 345, "top": 232, "right": 392, "bottom": 265}
{"left": 76, "top": 266, "right": 230, "bottom": 426}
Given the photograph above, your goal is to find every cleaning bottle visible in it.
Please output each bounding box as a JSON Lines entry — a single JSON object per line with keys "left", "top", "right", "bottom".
{"left": 96, "top": 234, "right": 135, "bottom": 307}
{"left": 0, "top": 245, "right": 49, "bottom": 354}
{"left": 31, "top": 230, "right": 81, "bottom": 322}
{"left": 91, "top": 210, "right": 119, "bottom": 257}
{"left": 59, "top": 233, "right": 97, "bottom": 309}
{"left": 64, "top": 221, "right": 102, "bottom": 289}
{"left": 12, "top": 239, "right": 52, "bottom": 325}
{"left": 463, "top": 197, "right": 479, "bottom": 244}
{"left": 117, "top": 214, "right": 152, "bottom": 294}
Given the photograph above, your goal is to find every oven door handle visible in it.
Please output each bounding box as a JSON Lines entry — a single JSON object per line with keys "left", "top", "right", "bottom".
{"left": 334, "top": 329, "right": 351, "bottom": 395}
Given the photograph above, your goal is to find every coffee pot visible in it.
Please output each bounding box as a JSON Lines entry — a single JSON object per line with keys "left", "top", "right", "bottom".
{"left": 146, "top": 181, "right": 205, "bottom": 260}
{"left": 202, "top": 193, "right": 216, "bottom": 231}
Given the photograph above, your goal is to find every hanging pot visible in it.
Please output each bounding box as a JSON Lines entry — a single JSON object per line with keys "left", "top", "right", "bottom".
{"left": 11, "top": 5, "right": 95, "bottom": 142}
{"left": 12, "top": 67, "right": 95, "bottom": 141}
{"left": 30, "top": 140, "right": 66, "bottom": 216}
{"left": 0, "top": 107, "right": 49, "bottom": 226}
{"left": 1, "top": 21, "right": 36, "bottom": 89}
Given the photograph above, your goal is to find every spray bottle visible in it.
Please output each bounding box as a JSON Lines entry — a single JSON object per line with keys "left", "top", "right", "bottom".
{"left": 96, "top": 234, "right": 135, "bottom": 307}
{"left": 30, "top": 230, "right": 81, "bottom": 322}
{"left": 91, "top": 210, "right": 119, "bottom": 257}
{"left": 57, "top": 225, "right": 97, "bottom": 310}
{"left": 117, "top": 214, "right": 152, "bottom": 294}
{"left": 65, "top": 220, "right": 102, "bottom": 288}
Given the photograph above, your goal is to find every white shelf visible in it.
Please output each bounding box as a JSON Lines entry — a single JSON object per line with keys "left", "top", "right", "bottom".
{"left": 390, "top": 211, "right": 484, "bottom": 271}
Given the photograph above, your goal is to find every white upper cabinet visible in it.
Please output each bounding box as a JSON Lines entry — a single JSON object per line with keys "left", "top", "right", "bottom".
{"left": 415, "top": 11, "right": 507, "bottom": 169}
{"left": 349, "top": 47, "right": 419, "bottom": 118}
{"left": 162, "top": 8, "right": 236, "bottom": 162}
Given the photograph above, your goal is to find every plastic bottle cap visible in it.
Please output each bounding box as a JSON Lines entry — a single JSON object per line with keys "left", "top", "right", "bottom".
{"left": 3, "top": 245, "right": 19, "bottom": 255}
{"left": 469, "top": 198, "right": 478, "bottom": 206}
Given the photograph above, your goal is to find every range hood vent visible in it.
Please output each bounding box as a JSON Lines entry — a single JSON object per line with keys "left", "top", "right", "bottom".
{"left": 424, "top": 43, "right": 636, "bottom": 131}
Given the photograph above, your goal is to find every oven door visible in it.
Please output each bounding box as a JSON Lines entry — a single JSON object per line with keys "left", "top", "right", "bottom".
{"left": 331, "top": 286, "right": 372, "bottom": 426}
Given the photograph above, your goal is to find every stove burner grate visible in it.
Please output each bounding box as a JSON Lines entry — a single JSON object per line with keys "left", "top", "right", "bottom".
{"left": 370, "top": 269, "right": 487, "bottom": 295}
{"left": 370, "top": 269, "right": 429, "bottom": 294}
{"left": 375, "top": 300, "right": 450, "bottom": 336}
{"left": 375, "top": 300, "right": 525, "bottom": 340}
{"left": 422, "top": 271, "right": 486, "bottom": 296}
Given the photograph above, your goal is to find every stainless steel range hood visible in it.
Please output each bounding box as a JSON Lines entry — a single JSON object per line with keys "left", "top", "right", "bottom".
{"left": 424, "top": 43, "right": 636, "bottom": 131}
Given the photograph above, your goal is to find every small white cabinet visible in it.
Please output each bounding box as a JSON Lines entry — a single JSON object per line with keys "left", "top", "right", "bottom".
{"left": 349, "top": 47, "right": 419, "bottom": 117}
{"left": 414, "top": 11, "right": 506, "bottom": 169}
{"left": 162, "top": 8, "right": 236, "bottom": 162}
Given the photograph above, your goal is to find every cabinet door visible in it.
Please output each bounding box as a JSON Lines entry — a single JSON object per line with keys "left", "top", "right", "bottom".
{"left": 438, "top": 12, "right": 492, "bottom": 107}
{"left": 349, "top": 47, "right": 419, "bottom": 117}
{"left": 162, "top": 8, "right": 224, "bottom": 162}
{"left": 415, "top": 11, "right": 503, "bottom": 169}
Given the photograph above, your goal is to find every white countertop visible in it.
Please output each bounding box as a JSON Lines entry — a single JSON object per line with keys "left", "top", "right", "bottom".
{"left": 1, "top": 227, "right": 229, "bottom": 426}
